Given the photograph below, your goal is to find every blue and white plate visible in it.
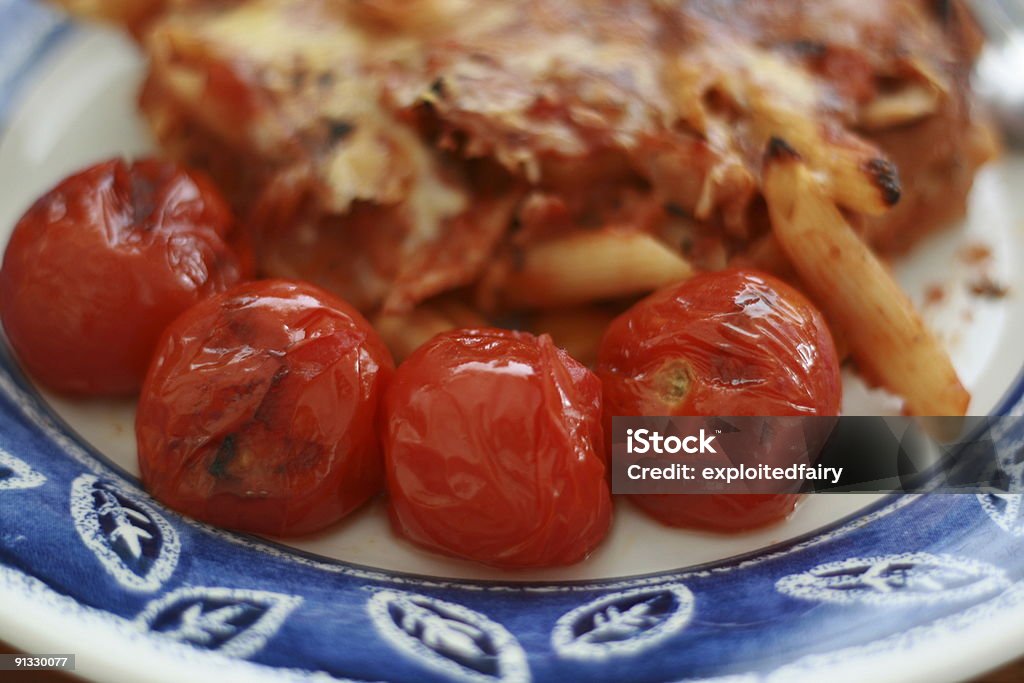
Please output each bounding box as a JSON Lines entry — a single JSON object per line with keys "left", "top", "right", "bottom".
{"left": 1, "top": 2, "right": 1024, "bottom": 681}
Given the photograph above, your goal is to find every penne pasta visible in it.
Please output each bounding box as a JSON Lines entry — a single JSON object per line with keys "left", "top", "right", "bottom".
{"left": 762, "top": 139, "right": 969, "bottom": 416}
{"left": 374, "top": 298, "right": 488, "bottom": 362}
{"left": 737, "top": 47, "right": 902, "bottom": 217}
{"left": 859, "top": 84, "right": 941, "bottom": 130}
{"left": 77, "top": 0, "right": 990, "bottom": 419}
{"left": 529, "top": 306, "right": 620, "bottom": 368}
{"left": 496, "top": 229, "right": 694, "bottom": 309}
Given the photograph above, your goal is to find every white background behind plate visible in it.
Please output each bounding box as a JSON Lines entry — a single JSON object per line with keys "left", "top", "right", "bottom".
{"left": 0, "top": 28, "right": 1021, "bottom": 582}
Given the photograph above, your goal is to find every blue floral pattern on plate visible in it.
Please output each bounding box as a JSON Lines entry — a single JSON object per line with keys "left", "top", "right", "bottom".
{"left": 2, "top": 2, "right": 1024, "bottom": 680}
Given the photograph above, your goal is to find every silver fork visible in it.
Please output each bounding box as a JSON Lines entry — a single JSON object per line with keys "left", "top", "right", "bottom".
{"left": 972, "top": 0, "right": 1024, "bottom": 146}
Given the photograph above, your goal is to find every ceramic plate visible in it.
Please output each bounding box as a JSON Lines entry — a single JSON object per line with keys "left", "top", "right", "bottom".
{"left": 1, "top": 2, "right": 1024, "bottom": 681}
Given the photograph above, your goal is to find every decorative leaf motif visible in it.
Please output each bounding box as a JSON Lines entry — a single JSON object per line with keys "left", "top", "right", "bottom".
{"left": 70, "top": 475, "right": 180, "bottom": 592}
{"left": 978, "top": 493, "right": 1024, "bottom": 536}
{"left": 977, "top": 434, "right": 1024, "bottom": 535}
{"left": 0, "top": 449, "right": 45, "bottom": 491}
{"left": 777, "top": 553, "right": 1010, "bottom": 606}
{"left": 136, "top": 587, "right": 301, "bottom": 658}
{"left": 586, "top": 602, "right": 661, "bottom": 641}
{"left": 367, "top": 590, "right": 529, "bottom": 683}
{"left": 403, "top": 605, "right": 489, "bottom": 661}
{"left": 551, "top": 584, "right": 695, "bottom": 659}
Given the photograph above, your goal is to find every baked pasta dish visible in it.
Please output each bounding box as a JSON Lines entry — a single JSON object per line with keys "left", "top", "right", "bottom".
{"left": 2, "top": 0, "right": 1002, "bottom": 559}
{"left": 54, "top": 0, "right": 994, "bottom": 417}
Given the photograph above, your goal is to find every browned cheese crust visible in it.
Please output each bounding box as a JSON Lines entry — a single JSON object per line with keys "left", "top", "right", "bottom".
{"left": 57, "top": 0, "right": 995, "bottom": 313}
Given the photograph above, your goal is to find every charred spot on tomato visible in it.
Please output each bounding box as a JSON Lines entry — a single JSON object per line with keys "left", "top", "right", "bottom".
{"left": 208, "top": 434, "right": 238, "bottom": 479}
{"left": 136, "top": 279, "right": 393, "bottom": 536}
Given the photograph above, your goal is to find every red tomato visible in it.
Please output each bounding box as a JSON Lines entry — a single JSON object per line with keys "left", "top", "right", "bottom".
{"left": 136, "top": 279, "right": 394, "bottom": 536}
{"left": 382, "top": 329, "right": 611, "bottom": 568}
{"left": 0, "top": 158, "right": 245, "bottom": 395}
{"left": 597, "top": 269, "right": 841, "bottom": 531}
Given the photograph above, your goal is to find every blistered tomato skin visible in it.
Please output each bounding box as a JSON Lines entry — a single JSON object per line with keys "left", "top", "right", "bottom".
{"left": 597, "top": 269, "right": 842, "bottom": 532}
{"left": 136, "top": 279, "right": 394, "bottom": 537}
{"left": 0, "top": 158, "right": 245, "bottom": 395}
{"left": 382, "top": 329, "right": 611, "bottom": 568}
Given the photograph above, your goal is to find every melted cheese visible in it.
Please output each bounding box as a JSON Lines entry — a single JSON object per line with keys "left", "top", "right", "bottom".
{"left": 116, "top": 0, "right": 982, "bottom": 311}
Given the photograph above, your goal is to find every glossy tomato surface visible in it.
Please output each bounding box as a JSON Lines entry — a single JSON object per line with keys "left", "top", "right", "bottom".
{"left": 597, "top": 269, "right": 842, "bottom": 532}
{"left": 137, "top": 279, "right": 394, "bottom": 536}
{"left": 0, "top": 158, "right": 244, "bottom": 395}
{"left": 383, "top": 329, "right": 611, "bottom": 568}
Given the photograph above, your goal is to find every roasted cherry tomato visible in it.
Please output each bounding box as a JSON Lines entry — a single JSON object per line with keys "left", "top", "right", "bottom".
{"left": 0, "top": 158, "right": 245, "bottom": 395}
{"left": 597, "top": 269, "right": 841, "bottom": 531}
{"left": 136, "top": 279, "right": 394, "bottom": 536}
{"left": 382, "top": 328, "right": 611, "bottom": 568}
